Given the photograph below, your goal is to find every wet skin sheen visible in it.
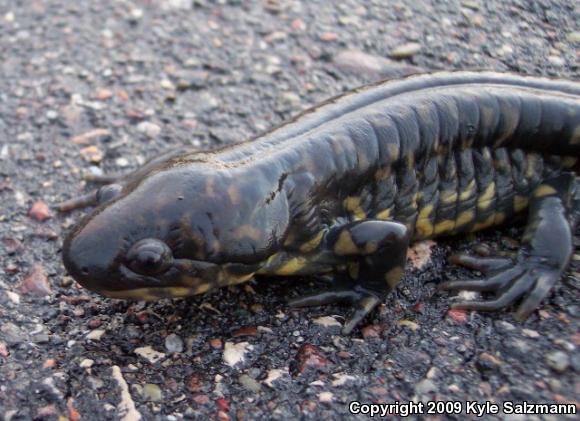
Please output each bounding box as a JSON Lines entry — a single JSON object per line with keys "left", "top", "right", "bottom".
{"left": 60, "top": 71, "right": 580, "bottom": 334}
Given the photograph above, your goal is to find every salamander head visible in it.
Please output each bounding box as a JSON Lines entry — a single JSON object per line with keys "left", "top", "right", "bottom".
{"left": 62, "top": 167, "right": 290, "bottom": 300}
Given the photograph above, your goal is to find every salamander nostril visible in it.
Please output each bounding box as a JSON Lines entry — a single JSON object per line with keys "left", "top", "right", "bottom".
{"left": 81, "top": 266, "right": 89, "bottom": 275}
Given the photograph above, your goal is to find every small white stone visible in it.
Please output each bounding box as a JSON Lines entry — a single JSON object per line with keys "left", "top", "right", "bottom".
{"left": 312, "top": 316, "right": 342, "bottom": 328}
{"left": 134, "top": 346, "right": 166, "bottom": 364}
{"left": 86, "top": 329, "right": 105, "bottom": 341}
{"left": 5, "top": 291, "right": 20, "bottom": 304}
{"left": 318, "top": 391, "right": 334, "bottom": 403}
{"left": 263, "top": 368, "right": 288, "bottom": 388}
{"left": 80, "top": 359, "right": 94, "bottom": 368}
{"left": 223, "top": 342, "right": 253, "bottom": 367}
{"left": 331, "top": 372, "right": 357, "bottom": 386}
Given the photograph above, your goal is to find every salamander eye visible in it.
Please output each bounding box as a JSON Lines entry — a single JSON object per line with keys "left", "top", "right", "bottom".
{"left": 97, "top": 184, "right": 122, "bottom": 204}
{"left": 127, "top": 239, "right": 173, "bottom": 276}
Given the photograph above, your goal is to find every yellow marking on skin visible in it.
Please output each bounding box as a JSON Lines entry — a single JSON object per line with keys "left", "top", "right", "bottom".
{"left": 348, "top": 262, "right": 359, "bottom": 280}
{"left": 534, "top": 185, "right": 557, "bottom": 198}
{"left": 374, "top": 167, "right": 390, "bottom": 181}
{"left": 376, "top": 208, "right": 391, "bottom": 220}
{"left": 343, "top": 196, "right": 366, "bottom": 220}
{"left": 274, "top": 257, "right": 307, "bottom": 275}
{"left": 477, "top": 183, "right": 496, "bottom": 210}
{"left": 571, "top": 125, "right": 580, "bottom": 145}
{"left": 283, "top": 230, "right": 296, "bottom": 247}
{"left": 459, "top": 180, "right": 476, "bottom": 201}
{"left": 562, "top": 156, "right": 577, "bottom": 169}
{"left": 227, "top": 185, "right": 241, "bottom": 205}
{"left": 433, "top": 219, "right": 455, "bottom": 235}
{"left": 299, "top": 231, "right": 325, "bottom": 253}
{"left": 471, "top": 214, "right": 495, "bottom": 232}
{"left": 232, "top": 225, "right": 262, "bottom": 241}
{"left": 416, "top": 219, "right": 434, "bottom": 238}
{"left": 415, "top": 204, "right": 434, "bottom": 238}
{"left": 334, "top": 230, "right": 359, "bottom": 255}
{"left": 440, "top": 190, "right": 458, "bottom": 204}
{"left": 363, "top": 241, "right": 378, "bottom": 255}
{"left": 513, "top": 195, "right": 529, "bottom": 213}
{"left": 224, "top": 273, "right": 255, "bottom": 287}
{"left": 455, "top": 210, "right": 474, "bottom": 228}
{"left": 493, "top": 212, "right": 506, "bottom": 225}
{"left": 385, "top": 266, "right": 403, "bottom": 289}
{"left": 101, "top": 286, "right": 206, "bottom": 301}
{"left": 525, "top": 155, "right": 539, "bottom": 178}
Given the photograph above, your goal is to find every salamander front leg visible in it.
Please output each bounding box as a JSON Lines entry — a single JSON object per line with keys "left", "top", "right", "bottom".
{"left": 441, "top": 173, "right": 578, "bottom": 320}
{"left": 289, "top": 220, "right": 409, "bottom": 334}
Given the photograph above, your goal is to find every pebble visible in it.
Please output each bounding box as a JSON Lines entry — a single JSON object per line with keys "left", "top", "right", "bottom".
{"left": 85, "top": 329, "right": 105, "bottom": 341}
{"left": 361, "top": 324, "right": 383, "bottom": 339}
{"left": 239, "top": 374, "right": 261, "bottom": 393}
{"left": 548, "top": 55, "right": 565, "bottom": 67}
{"left": 71, "top": 129, "right": 111, "bottom": 145}
{"left": 320, "top": 32, "right": 338, "bottom": 42}
{"left": 134, "top": 346, "right": 166, "bottom": 363}
{"left": 414, "top": 379, "right": 437, "bottom": 395}
{"left": 231, "top": 326, "right": 258, "bottom": 337}
{"left": 142, "top": 384, "right": 163, "bottom": 402}
{"left": 293, "top": 344, "right": 328, "bottom": 375}
{"left": 263, "top": 368, "right": 287, "bottom": 388}
{"left": 29, "top": 201, "right": 52, "bottom": 222}
{"left": 137, "top": 121, "right": 162, "bottom": 138}
{"left": 566, "top": 31, "right": 580, "bottom": 43}
{"left": 79, "top": 146, "right": 104, "bottom": 163}
{"left": 318, "top": 391, "right": 334, "bottom": 403}
{"left": 79, "top": 359, "right": 94, "bottom": 368}
{"left": 408, "top": 240, "right": 436, "bottom": 269}
{"left": 19, "top": 264, "right": 51, "bottom": 297}
{"left": 447, "top": 309, "right": 468, "bottom": 323}
{"left": 223, "top": 342, "right": 253, "bottom": 367}
{"left": 545, "top": 351, "right": 569, "bottom": 373}
{"left": 331, "top": 373, "right": 357, "bottom": 386}
{"left": 389, "top": 42, "right": 421, "bottom": 59}
{"left": 195, "top": 91, "right": 219, "bottom": 112}
{"left": 164, "top": 333, "right": 184, "bottom": 353}
{"left": 334, "top": 49, "right": 421, "bottom": 80}
{"left": 522, "top": 329, "right": 539, "bottom": 338}
{"left": 312, "top": 316, "right": 341, "bottom": 328}
{"left": 398, "top": 320, "right": 419, "bottom": 331}
{"left": 1, "top": 322, "right": 26, "bottom": 345}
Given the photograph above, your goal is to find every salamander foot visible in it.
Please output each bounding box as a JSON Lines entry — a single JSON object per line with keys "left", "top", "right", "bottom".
{"left": 289, "top": 285, "right": 382, "bottom": 334}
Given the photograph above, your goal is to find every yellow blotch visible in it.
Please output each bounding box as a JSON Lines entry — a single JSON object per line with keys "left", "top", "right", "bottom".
{"left": 334, "top": 230, "right": 359, "bottom": 255}
{"left": 363, "top": 241, "right": 378, "bottom": 255}
{"left": 343, "top": 196, "right": 366, "bottom": 220}
{"left": 348, "top": 262, "right": 360, "bottom": 280}
{"left": 376, "top": 208, "right": 391, "bottom": 220}
{"left": 477, "top": 183, "right": 496, "bottom": 210}
{"left": 493, "top": 212, "right": 506, "bottom": 225}
{"left": 415, "top": 204, "right": 434, "bottom": 237}
{"left": 299, "top": 231, "right": 325, "bottom": 253}
{"left": 513, "top": 195, "right": 529, "bottom": 213}
{"left": 471, "top": 214, "right": 495, "bottom": 232}
{"left": 571, "top": 125, "right": 580, "bottom": 145}
{"left": 459, "top": 180, "right": 476, "bottom": 201}
{"left": 455, "top": 210, "right": 474, "bottom": 228}
{"left": 374, "top": 167, "right": 390, "bottom": 181}
{"left": 562, "top": 156, "right": 577, "bottom": 169}
{"left": 275, "top": 257, "right": 307, "bottom": 275}
{"left": 224, "top": 273, "right": 255, "bottom": 287}
{"left": 433, "top": 219, "right": 455, "bottom": 235}
{"left": 440, "top": 190, "right": 458, "bottom": 204}
{"left": 385, "top": 266, "right": 403, "bottom": 289}
{"left": 232, "top": 225, "right": 262, "bottom": 241}
{"left": 534, "top": 184, "right": 557, "bottom": 198}
{"left": 227, "top": 185, "right": 242, "bottom": 205}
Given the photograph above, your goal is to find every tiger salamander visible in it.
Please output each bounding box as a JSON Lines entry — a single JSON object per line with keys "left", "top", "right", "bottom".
{"left": 59, "top": 71, "right": 580, "bottom": 334}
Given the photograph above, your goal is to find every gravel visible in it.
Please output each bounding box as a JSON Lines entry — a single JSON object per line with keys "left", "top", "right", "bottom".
{"left": 0, "top": 0, "right": 579, "bottom": 420}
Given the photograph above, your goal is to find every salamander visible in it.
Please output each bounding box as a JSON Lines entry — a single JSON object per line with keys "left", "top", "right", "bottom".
{"left": 58, "top": 71, "right": 580, "bottom": 334}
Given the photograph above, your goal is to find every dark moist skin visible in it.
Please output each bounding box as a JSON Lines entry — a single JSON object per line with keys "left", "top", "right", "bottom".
{"left": 59, "top": 71, "right": 580, "bottom": 334}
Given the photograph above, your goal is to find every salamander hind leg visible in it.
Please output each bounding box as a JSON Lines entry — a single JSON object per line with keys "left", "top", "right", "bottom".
{"left": 289, "top": 220, "right": 409, "bottom": 334}
{"left": 441, "top": 173, "right": 578, "bottom": 321}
